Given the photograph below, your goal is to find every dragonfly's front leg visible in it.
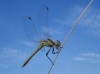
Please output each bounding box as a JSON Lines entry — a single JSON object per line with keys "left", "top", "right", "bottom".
{"left": 52, "top": 47, "right": 60, "bottom": 54}
{"left": 46, "top": 48, "right": 54, "bottom": 65}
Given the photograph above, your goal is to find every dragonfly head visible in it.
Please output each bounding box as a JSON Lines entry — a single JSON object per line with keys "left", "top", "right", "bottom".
{"left": 54, "top": 40, "right": 61, "bottom": 49}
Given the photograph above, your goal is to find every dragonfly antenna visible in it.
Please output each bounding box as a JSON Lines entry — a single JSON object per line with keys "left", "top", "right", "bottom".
{"left": 48, "top": 0, "right": 94, "bottom": 74}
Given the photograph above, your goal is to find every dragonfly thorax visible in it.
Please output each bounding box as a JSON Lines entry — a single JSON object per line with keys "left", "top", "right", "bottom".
{"left": 40, "top": 39, "right": 55, "bottom": 47}
{"left": 54, "top": 40, "right": 61, "bottom": 49}
{"left": 40, "top": 39, "right": 61, "bottom": 49}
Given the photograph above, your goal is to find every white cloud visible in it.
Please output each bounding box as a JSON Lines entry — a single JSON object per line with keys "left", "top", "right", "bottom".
{"left": 54, "top": 6, "right": 85, "bottom": 26}
{"left": 0, "top": 47, "right": 28, "bottom": 62}
{"left": 0, "top": 64, "right": 9, "bottom": 68}
{"left": 50, "top": 28, "right": 62, "bottom": 36}
{"left": 54, "top": 5, "right": 100, "bottom": 37}
{"left": 0, "top": 47, "right": 29, "bottom": 68}
{"left": 1, "top": 48, "right": 27, "bottom": 58}
{"left": 79, "top": 7, "right": 100, "bottom": 37}
{"left": 73, "top": 57, "right": 86, "bottom": 61}
{"left": 73, "top": 53, "right": 100, "bottom": 63}
{"left": 81, "top": 53, "right": 100, "bottom": 57}
{"left": 20, "top": 40, "right": 35, "bottom": 47}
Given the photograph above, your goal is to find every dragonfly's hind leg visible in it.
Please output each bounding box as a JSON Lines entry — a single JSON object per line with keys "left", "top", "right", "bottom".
{"left": 46, "top": 48, "right": 54, "bottom": 65}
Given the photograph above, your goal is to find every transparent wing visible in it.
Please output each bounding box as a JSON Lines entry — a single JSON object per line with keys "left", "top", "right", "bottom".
{"left": 37, "top": 5, "right": 51, "bottom": 39}
{"left": 22, "top": 16, "right": 42, "bottom": 44}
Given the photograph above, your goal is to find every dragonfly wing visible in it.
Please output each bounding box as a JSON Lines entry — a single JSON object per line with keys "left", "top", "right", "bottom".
{"left": 23, "top": 16, "right": 42, "bottom": 45}
{"left": 37, "top": 5, "right": 51, "bottom": 40}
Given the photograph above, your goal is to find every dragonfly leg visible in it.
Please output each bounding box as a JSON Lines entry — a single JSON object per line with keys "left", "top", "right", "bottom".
{"left": 46, "top": 48, "right": 54, "bottom": 65}
{"left": 52, "top": 47, "right": 60, "bottom": 54}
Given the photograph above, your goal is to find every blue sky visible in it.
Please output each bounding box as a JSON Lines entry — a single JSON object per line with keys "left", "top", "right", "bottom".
{"left": 0, "top": 0, "right": 100, "bottom": 74}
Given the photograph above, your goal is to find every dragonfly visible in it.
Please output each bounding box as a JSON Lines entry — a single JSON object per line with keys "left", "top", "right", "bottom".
{"left": 22, "top": 5, "right": 61, "bottom": 68}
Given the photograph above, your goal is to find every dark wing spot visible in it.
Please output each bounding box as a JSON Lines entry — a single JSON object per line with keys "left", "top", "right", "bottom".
{"left": 28, "top": 16, "right": 32, "bottom": 20}
{"left": 46, "top": 7, "right": 49, "bottom": 11}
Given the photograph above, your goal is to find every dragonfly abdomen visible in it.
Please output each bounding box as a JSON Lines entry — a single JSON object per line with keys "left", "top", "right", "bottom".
{"left": 22, "top": 44, "right": 43, "bottom": 67}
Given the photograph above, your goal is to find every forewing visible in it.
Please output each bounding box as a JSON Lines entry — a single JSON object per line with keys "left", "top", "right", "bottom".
{"left": 37, "top": 5, "right": 51, "bottom": 39}
{"left": 22, "top": 16, "right": 42, "bottom": 44}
